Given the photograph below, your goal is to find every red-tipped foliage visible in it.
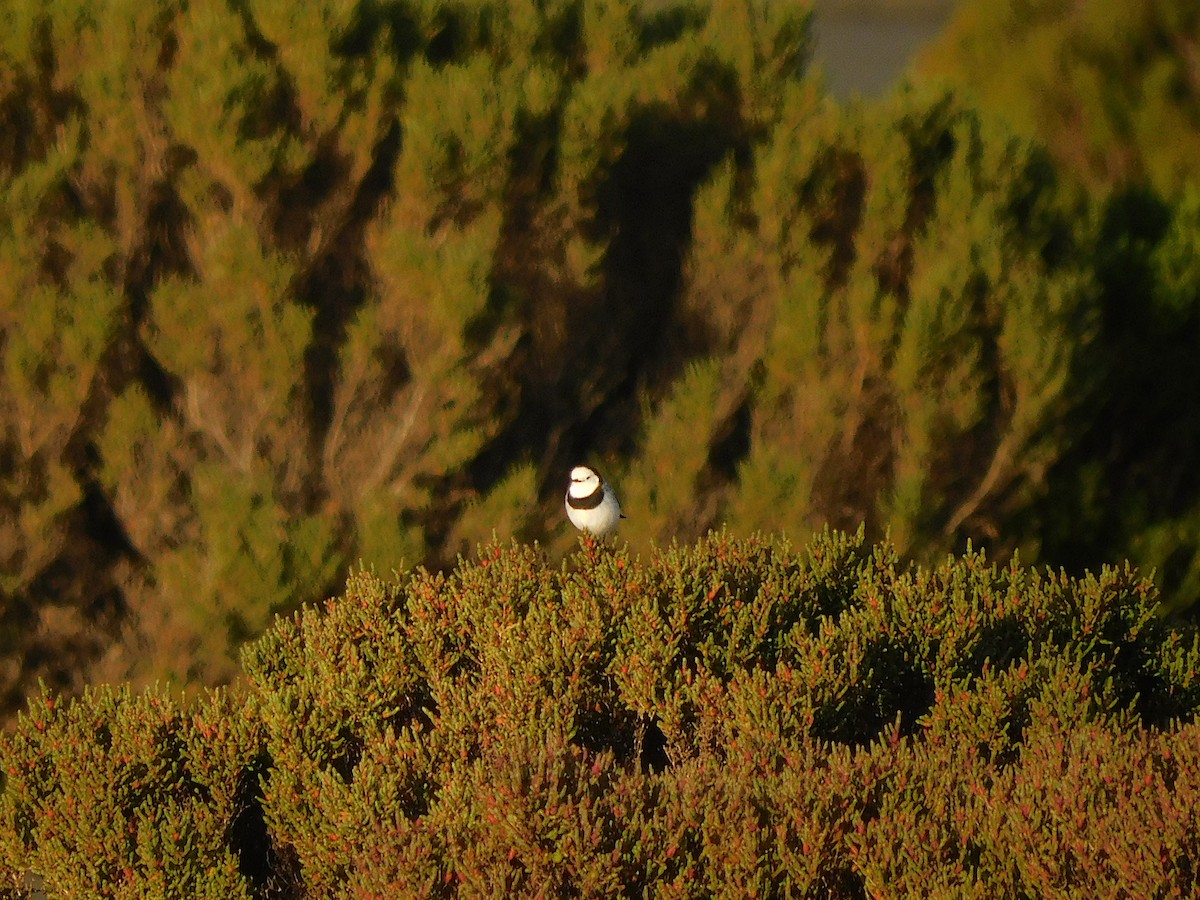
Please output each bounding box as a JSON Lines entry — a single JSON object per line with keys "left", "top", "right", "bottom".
{"left": 2, "top": 530, "right": 1198, "bottom": 896}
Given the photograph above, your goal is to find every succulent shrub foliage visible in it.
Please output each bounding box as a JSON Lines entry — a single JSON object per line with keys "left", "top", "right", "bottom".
{"left": 3, "top": 530, "right": 1198, "bottom": 896}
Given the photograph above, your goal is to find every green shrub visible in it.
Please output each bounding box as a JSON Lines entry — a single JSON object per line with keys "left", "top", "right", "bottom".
{"left": 0, "top": 0, "right": 825, "bottom": 705}
{"left": 0, "top": 685, "right": 265, "bottom": 898}
{"left": 3, "top": 530, "right": 1196, "bottom": 896}
{"left": 7, "top": 0, "right": 1200, "bottom": 723}
{"left": 916, "top": 0, "right": 1200, "bottom": 197}
{"left": 914, "top": 1, "right": 1200, "bottom": 617}
{"left": 624, "top": 86, "right": 1096, "bottom": 574}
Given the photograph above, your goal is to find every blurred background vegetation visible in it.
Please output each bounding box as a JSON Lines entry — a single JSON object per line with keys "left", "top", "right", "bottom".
{"left": 2, "top": 0, "right": 1199, "bottom": 723}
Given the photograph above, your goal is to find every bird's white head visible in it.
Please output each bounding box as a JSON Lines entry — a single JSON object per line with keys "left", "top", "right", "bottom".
{"left": 568, "top": 465, "right": 602, "bottom": 499}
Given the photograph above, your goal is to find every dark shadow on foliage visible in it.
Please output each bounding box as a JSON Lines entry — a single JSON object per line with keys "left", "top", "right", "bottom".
{"left": 231, "top": 750, "right": 289, "bottom": 898}
{"left": 813, "top": 645, "right": 935, "bottom": 746}
{"left": 1036, "top": 185, "right": 1200, "bottom": 618}
{"left": 706, "top": 396, "right": 752, "bottom": 484}
{"left": 1131, "top": 621, "right": 1200, "bottom": 729}
{"left": 482, "top": 80, "right": 745, "bottom": 504}
{"left": 638, "top": 2, "right": 708, "bottom": 53}
{"left": 968, "top": 617, "right": 1029, "bottom": 675}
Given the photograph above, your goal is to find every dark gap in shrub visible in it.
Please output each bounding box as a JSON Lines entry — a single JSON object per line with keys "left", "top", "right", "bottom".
{"left": 640, "top": 716, "right": 670, "bottom": 774}
{"left": 330, "top": 726, "right": 363, "bottom": 782}
{"left": 970, "top": 619, "right": 1029, "bottom": 674}
{"left": 424, "top": 6, "right": 465, "bottom": 65}
{"left": 230, "top": 751, "right": 285, "bottom": 897}
{"left": 811, "top": 576, "right": 864, "bottom": 620}
{"left": 995, "top": 705, "right": 1032, "bottom": 768}
{"left": 573, "top": 707, "right": 622, "bottom": 758}
{"left": 260, "top": 842, "right": 305, "bottom": 900}
{"left": 816, "top": 866, "right": 870, "bottom": 900}
{"left": 553, "top": 89, "right": 741, "bottom": 469}
{"left": 300, "top": 118, "right": 403, "bottom": 494}
{"left": 574, "top": 703, "right": 646, "bottom": 772}
{"left": 1133, "top": 652, "right": 1200, "bottom": 730}
{"left": 706, "top": 396, "right": 752, "bottom": 483}
{"left": 638, "top": 2, "right": 707, "bottom": 52}
{"left": 812, "top": 649, "right": 934, "bottom": 746}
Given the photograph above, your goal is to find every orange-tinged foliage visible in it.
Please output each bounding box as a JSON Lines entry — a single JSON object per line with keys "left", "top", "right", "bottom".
{"left": 4, "top": 0, "right": 1200, "bottom": 737}
{"left": 2, "top": 531, "right": 1197, "bottom": 896}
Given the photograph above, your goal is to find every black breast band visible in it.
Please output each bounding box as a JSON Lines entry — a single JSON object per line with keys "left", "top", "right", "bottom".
{"left": 567, "top": 487, "right": 604, "bottom": 510}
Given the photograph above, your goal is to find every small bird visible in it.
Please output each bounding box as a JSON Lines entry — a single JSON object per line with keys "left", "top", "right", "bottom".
{"left": 565, "top": 465, "right": 625, "bottom": 537}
